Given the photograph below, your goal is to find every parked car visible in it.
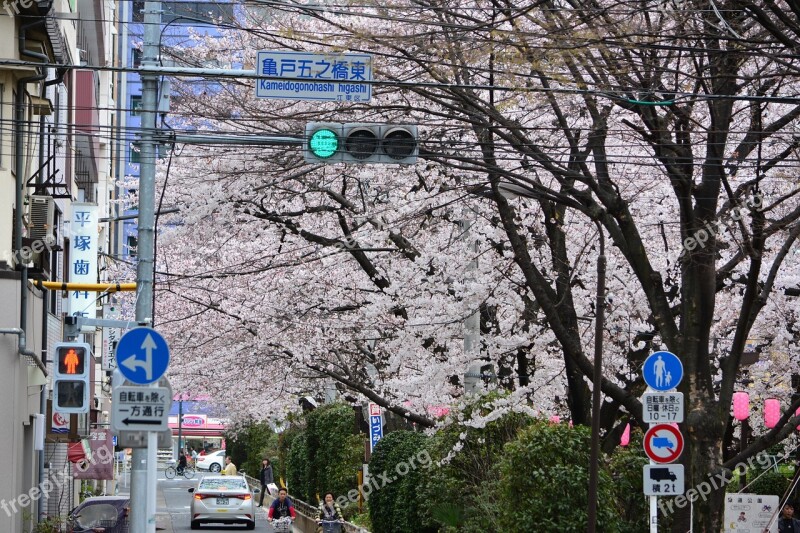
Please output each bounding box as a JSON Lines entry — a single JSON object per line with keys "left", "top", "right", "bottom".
{"left": 67, "top": 496, "right": 130, "bottom": 533}
{"left": 188, "top": 474, "right": 259, "bottom": 530}
{"left": 195, "top": 449, "right": 226, "bottom": 472}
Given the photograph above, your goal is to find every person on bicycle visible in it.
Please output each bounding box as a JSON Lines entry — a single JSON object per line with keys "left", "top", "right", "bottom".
{"left": 268, "top": 488, "right": 296, "bottom": 524}
{"left": 177, "top": 451, "right": 187, "bottom": 475}
{"left": 315, "top": 492, "right": 343, "bottom": 531}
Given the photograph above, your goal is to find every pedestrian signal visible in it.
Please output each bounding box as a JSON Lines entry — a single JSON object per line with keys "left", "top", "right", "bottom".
{"left": 52, "top": 342, "right": 91, "bottom": 414}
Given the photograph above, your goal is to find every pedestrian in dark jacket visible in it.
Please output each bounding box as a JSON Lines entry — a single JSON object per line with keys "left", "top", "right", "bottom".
{"left": 779, "top": 503, "right": 800, "bottom": 533}
{"left": 257, "top": 458, "right": 274, "bottom": 507}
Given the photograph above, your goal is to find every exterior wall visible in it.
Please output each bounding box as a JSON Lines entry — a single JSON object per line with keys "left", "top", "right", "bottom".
{"left": 0, "top": 275, "right": 45, "bottom": 531}
{"left": 0, "top": 76, "right": 14, "bottom": 268}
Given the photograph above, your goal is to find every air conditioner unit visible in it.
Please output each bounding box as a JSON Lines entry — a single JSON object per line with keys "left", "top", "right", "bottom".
{"left": 28, "top": 195, "right": 55, "bottom": 242}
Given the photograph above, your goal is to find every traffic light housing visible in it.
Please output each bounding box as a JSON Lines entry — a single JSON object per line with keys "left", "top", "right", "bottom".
{"left": 304, "top": 122, "right": 418, "bottom": 165}
{"left": 52, "top": 342, "right": 91, "bottom": 414}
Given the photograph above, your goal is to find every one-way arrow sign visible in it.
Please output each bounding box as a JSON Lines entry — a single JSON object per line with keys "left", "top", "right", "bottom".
{"left": 112, "top": 386, "right": 170, "bottom": 432}
{"left": 121, "top": 418, "right": 161, "bottom": 426}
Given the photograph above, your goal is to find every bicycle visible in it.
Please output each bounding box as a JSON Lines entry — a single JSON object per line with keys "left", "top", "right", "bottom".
{"left": 318, "top": 519, "right": 344, "bottom": 533}
{"left": 164, "top": 462, "right": 195, "bottom": 479}
{"left": 271, "top": 516, "right": 293, "bottom": 533}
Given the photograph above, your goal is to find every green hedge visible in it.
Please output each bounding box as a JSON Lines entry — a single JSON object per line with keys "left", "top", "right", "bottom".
{"left": 497, "top": 420, "right": 621, "bottom": 532}
{"left": 419, "top": 398, "right": 532, "bottom": 532}
{"left": 368, "top": 430, "right": 433, "bottom": 533}
{"left": 287, "top": 432, "right": 311, "bottom": 500}
{"left": 305, "top": 403, "right": 363, "bottom": 503}
{"left": 285, "top": 403, "right": 362, "bottom": 503}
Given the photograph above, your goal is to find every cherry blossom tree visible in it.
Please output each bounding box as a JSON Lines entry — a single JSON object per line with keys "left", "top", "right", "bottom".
{"left": 121, "top": 1, "right": 800, "bottom": 529}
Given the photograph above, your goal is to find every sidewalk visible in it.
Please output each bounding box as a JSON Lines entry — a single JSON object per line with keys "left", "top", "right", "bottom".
{"left": 115, "top": 472, "right": 175, "bottom": 532}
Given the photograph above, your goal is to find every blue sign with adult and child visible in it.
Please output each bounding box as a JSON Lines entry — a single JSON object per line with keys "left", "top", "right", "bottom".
{"left": 643, "top": 351, "right": 683, "bottom": 391}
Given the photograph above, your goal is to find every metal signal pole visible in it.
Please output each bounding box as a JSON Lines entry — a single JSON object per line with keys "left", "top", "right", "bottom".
{"left": 129, "top": 0, "right": 160, "bottom": 530}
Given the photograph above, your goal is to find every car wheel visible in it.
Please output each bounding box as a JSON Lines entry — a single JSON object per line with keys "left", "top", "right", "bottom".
{"left": 190, "top": 520, "right": 200, "bottom": 529}
{"left": 246, "top": 520, "right": 255, "bottom": 530}
{"left": 209, "top": 463, "right": 221, "bottom": 473}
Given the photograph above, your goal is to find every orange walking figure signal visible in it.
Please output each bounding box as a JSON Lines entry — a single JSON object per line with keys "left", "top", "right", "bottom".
{"left": 63, "top": 348, "right": 79, "bottom": 374}
{"left": 56, "top": 345, "right": 86, "bottom": 376}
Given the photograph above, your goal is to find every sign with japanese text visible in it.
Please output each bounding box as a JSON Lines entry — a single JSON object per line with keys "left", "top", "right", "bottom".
{"left": 101, "top": 304, "right": 120, "bottom": 372}
{"left": 723, "top": 494, "right": 778, "bottom": 532}
{"left": 368, "top": 402, "right": 383, "bottom": 453}
{"left": 256, "top": 51, "right": 372, "bottom": 102}
{"left": 642, "top": 392, "right": 684, "bottom": 423}
{"left": 67, "top": 203, "right": 98, "bottom": 330}
{"left": 643, "top": 464, "right": 684, "bottom": 496}
{"left": 74, "top": 429, "right": 114, "bottom": 480}
{"left": 112, "top": 386, "right": 171, "bottom": 432}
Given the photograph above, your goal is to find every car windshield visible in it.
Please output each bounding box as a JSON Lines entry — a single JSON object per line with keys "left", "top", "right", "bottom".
{"left": 199, "top": 478, "right": 247, "bottom": 491}
{"left": 76, "top": 503, "right": 118, "bottom": 528}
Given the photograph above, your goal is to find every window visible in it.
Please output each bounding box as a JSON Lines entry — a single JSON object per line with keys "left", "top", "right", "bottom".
{"left": 132, "top": 48, "right": 142, "bottom": 68}
{"left": 132, "top": 0, "right": 143, "bottom": 22}
{"left": 130, "top": 95, "right": 142, "bottom": 116}
{"left": 162, "top": 1, "right": 236, "bottom": 24}
{"left": 126, "top": 235, "right": 137, "bottom": 257}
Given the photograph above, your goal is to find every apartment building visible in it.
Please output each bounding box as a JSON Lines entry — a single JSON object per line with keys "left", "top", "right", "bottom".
{"left": 0, "top": 0, "right": 116, "bottom": 527}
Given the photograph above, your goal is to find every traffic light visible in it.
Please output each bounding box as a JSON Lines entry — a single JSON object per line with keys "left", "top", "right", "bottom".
{"left": 52, "top": 342, "right": 91, "bottom": 414}
{"left": 304, "top": 123, "right": 418, "bottom": 165}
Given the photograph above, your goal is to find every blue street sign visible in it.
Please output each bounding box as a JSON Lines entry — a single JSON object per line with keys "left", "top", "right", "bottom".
{"left": 116, "top": 327, "right": 170, "bottom": 385}
{"left": 256, "top": 51, "right": 373, "bottom": 102}
{"left": 368, "top": 403, "right": 383, "bottom": 453}
{"left": 643, "top": 351, "right": 683, "bottom": 391}
{"left": 112, "top": 435, "right": 117, "bottom": 447}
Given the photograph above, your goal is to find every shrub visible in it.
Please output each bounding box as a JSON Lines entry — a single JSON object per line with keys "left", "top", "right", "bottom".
{"left": 287, "top": 432, "right": 311, "bottom": 500}
{"left": 368, "top": 430, "right": 433, "bottom": 533}
{"left": 305, "top": 403, "right": 363, "bottom": 503}
{"left": 419, "top": 397, "right": 532, "bottom": 532}
{"left": 496, "top": 420, "right": 621, "bottom": 532}
{"left": 747, "top": 471, "right": 791, "bottom": 498}
{"left": 608, "top": 427, "right": 649, "bottom": 533}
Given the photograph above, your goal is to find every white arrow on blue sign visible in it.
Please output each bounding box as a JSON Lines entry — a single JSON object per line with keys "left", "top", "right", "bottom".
{"left": 642, "top": 351, "right": 683, "bottom": 391}
{"left": 116, "top": 327, "right": 170, "bottom": 385}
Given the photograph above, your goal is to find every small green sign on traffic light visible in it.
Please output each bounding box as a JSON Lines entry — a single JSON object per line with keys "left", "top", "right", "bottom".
{"left": 308, "top": 127, "right": 340, "bottom": 159}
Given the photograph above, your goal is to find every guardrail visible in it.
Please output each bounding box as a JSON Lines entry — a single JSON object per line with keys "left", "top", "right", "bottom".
{"left": 242, "top": 473, "right": 370, "bottom": 533}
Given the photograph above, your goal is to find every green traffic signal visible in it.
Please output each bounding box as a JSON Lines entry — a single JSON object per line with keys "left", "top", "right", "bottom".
{"left": 308, "top": 128, "right": 339, "bottom": 159}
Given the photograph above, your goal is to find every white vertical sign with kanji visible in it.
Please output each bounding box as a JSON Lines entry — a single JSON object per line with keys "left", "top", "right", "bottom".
{"left": 68, "top": 203, "right": 98, "bottom": 331}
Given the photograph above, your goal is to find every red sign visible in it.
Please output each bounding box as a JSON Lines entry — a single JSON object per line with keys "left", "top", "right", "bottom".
{"left": 644, "top": 424, "right": 684, "bottom": 463}
{"left": 74, "top": 429, "right": 114, "bottom": 480}
{"left": 182, "top": 415, "right": 205, "bottom": 427}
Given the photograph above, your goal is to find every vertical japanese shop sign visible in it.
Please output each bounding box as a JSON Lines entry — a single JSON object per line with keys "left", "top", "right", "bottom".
{"left": 68, "top": 203, "right": 98, "bottom": 330}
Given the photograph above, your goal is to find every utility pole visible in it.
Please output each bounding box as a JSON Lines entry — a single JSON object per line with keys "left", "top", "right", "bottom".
{"left": 587, "top": 223, "right": 606, "bottom": 533}
{"left": 129, "top": 0, "right": 160, "bottom": 530}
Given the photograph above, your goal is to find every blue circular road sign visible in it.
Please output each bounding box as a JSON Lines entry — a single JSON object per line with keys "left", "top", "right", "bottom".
{"left": 116, "top": 327, "right": 170, "bottom": 384}
{"left": 643, "top": 351, "right": 683, "bottom": 391}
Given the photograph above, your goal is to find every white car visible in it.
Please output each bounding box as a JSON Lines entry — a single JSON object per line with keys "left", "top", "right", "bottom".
{"left": 188, "top": 474, "right": 258, "bottom": 530}
{"left": 194, "top": 450, "right": 226, "bottom": 472}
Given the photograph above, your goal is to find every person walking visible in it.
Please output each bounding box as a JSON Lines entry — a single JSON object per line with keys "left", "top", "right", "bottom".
{"left": 779, "top": 503, "right": 800, "bottom": 533}
{"left": 222, "top": 455, "right": 237, "bottom": 476}
{"left": 257, "top": 458, "right": 274, "bottom": 507}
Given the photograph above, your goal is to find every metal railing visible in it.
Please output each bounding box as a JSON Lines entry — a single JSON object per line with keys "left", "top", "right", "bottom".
{"left": 242, "top": 473, "right": 371, "bottom": 533}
